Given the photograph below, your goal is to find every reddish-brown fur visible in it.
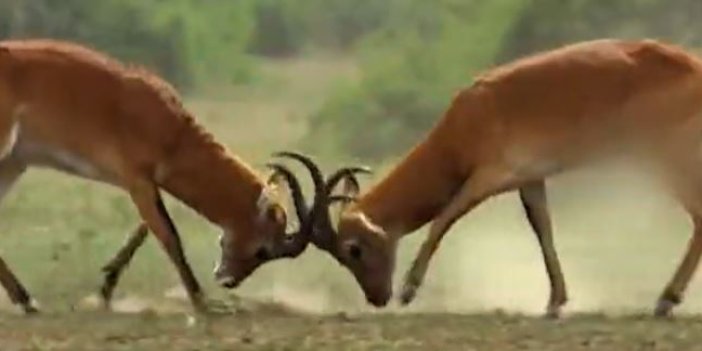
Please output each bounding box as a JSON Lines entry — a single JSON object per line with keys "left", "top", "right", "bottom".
{"left": 0, "top": 40, "right": 266, "bottom": 223}
{"left": 0, "top": 39, "right": 291, "bottom": 313}
{"left": 324, "top": 39, "right": 702, "bottom": 317}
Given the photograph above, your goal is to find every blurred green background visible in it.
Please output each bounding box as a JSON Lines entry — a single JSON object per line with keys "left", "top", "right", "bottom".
{"left": 4, "top": 0, "right": 702, "bottom": 161}
{"left": 1, "top": 0, "right": 702, "bottom": 316}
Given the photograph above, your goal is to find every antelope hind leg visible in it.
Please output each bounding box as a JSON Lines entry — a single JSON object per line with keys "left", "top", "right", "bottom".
{"left": 655, "top": 158, "right": 702, "bottom": 317}
{"left": 0, "top": 109, "right": 35, "bottom": 313}
{"left": 99, "top": 222, "right": 149, "bottom": 309}
{"left": 520, "top": 180, "right": 568, "bottom": 318}
{"left": 0, "top": 162, "right": 34, "bottom": 314}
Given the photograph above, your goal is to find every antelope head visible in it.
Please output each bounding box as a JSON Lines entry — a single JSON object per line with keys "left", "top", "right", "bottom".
{"left": 284, "top": 155, "right": 394, "bottom": 307}
{"left": 312, "top": 205, "right": 396, "bottom": 306}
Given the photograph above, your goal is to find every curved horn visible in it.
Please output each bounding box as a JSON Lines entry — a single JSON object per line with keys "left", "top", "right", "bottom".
{"left": 266, "top": 162, "right": 308, "bottom": 228}
{"left": 272, "top": 151, "right": 325, "bottom": 232}
{"left": 269, "top": 151, "right": 328, "bottom": 257}
{"left": 308, "top": 165, "right": 372, "bottom": 254}
{"left": 318, "top": 166, "right": 370, "bottom": 230}
{"left": 324, "top": 166, "right": 372, "bottom": 196}
{"left": 328, "top": 194, "right": 358, "bottom": 206}
{"left": 269, "top": 152, "right": 372, "bottom": 258}
{"left": 264, "top": 162, "right": 311, "bottom": 259}
{"left": 272, "top": 151, "right": 325, "bottom": 194}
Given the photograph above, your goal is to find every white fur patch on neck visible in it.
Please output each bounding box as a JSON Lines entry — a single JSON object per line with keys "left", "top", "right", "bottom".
{"left": 354, "top": 211, "right": 386, "bottom": 237}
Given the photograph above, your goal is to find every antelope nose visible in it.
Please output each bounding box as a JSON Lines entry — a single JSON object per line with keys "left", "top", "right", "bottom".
{"left": 218, "top": 276, "right": 239, "bottom": 289}
{"left": 214, "top": 262, "right": 239, "bottom": 288}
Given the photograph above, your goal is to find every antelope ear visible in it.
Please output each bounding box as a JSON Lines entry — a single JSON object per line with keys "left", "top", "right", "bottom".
{"left": 257, "top": 185, "right": 278, "bottom": 220}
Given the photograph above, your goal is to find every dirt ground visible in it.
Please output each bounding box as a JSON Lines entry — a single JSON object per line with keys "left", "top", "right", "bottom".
{"left": 2, "top": 308, "right": 702, "bottom": 351}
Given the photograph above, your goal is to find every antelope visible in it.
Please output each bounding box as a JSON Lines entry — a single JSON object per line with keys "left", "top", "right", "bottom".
{"left": 0, "top": 38, "right": 364, "bottom": 314}
{"left": 304, "top": 38, "right": 702, "bottom": 317}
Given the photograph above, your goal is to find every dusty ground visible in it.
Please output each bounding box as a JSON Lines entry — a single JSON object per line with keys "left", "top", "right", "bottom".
{"left": 2, "top": 309, "right": 702, "bottom": 351}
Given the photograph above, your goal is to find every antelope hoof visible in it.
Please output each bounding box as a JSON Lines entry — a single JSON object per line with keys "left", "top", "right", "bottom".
{"left": 544, "top": 304, "right": 561, "bottom": 319}
{"left": 399, "top": 279, "right": 419, "bottom": 306}
{"left": 100, "top": 269, "right": 119, "bottom": 310}
{"left": 99, "top": 287, "right": 114, "bottom": 311}
{"left": 204, "top": 297, "right": 231, "bottom": 314}
{"left": 191, "top": 293, "right": 231, "bottom": 316}
{"left": 654, "top": 299, "right": 677, "bottom": 318}
{"left": 21, "top": 301, "right": 39, "bottom": 315}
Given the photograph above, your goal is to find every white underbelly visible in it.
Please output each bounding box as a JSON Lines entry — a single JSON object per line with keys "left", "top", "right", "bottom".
{"left": 503, "top": 145, "right": 564, "bottom": 178}
{"left": 0, "top": 105, "right": 117, "bottom": 185}
{"left": 13, "top": 137, "right": 114, "bottom": 184}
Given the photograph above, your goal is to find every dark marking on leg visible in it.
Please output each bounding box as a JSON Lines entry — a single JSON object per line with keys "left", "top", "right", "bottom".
{"left": 100, "top": 222, "right": 149, "bottom": 309}
{"left": 0, "top": 256, "right": 37, "bottom": 314}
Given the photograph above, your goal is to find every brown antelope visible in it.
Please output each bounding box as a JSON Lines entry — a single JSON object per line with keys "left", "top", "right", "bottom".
{"left": 0, "top": 38, "right": 364, "bottom": 314}
{"left": 304, "top": 38, "right": 702, "bottom": 317}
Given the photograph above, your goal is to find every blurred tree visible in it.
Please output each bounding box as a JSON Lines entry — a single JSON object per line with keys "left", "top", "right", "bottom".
{"left": 305, "top": 0, "right": 526, "bottom": 160}
{"left": 0, "top": 0, "right": 255, "bottom": 90}
{"left": 498, "top": 0, "right": 702, "bottom": 62}
{"left": 248, "top": 0, "right": 301, "bottom": 57}
{"left": 247, "top": 0, "right": 390, "bottom": 56}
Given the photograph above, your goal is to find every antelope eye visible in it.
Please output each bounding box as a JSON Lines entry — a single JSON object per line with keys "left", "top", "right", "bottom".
{"left": 349, "top": 244, "right": 362, "bottom": 260}
{"left": 255, "top": 247, "right": 270, "bottom": 261}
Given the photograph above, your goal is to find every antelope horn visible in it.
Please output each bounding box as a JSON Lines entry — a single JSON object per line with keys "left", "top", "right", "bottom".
{"left": 266, "top": 162, "right": 308, "bottom": 229}
{"left": 320, "top": 167, "right": 371, "bottom": 224}
{"left": 272, "top": 151, "right": 326, "bottom": 227}
{"left": 269, "top": 151, "right": 371, "bottom": 257}
{"left": 263, "top": 162, "right": 311, "bottom": 258}
{"left": 325, "top": 166, "right": 372, "bottom": 196}
{"left": 328, "top": 194, "right": 358, "bottom": 205}
{"left": 268, "top": 151, "right": 325, "bottom": 258}
{"left": 309, "top": 165, "right": 372, "bottom": 254}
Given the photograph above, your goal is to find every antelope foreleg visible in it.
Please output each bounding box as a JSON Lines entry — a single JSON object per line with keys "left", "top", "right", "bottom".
{"left": 655, "top": 159, "right": 702, "bottom": 317}
{"left": 128, "top": 180, "right": 205, "bottom": 312}
{"left": 400, "top": 167, "right": 517, "bottom": 305}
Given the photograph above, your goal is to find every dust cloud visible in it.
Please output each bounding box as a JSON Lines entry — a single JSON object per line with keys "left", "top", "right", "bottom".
{"left": 1, "top": 162, "right": 699, "bottom": 318}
